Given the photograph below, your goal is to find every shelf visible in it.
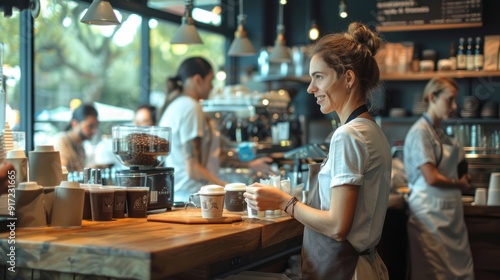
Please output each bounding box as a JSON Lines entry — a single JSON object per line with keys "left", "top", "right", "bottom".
{"left": 376, "top": 22, "right": 482, "bottom": 33}
{"left": 377, "top": 116, "right": 500, "bottom": 125}
{"left": 380, "top": 70, "right": 500, "bottom": 81}
{"left": 253, "top": 75, "right": 311, "bottom": 83}
{"left": 254, "top": 71, "right": 500, "bottom": 84}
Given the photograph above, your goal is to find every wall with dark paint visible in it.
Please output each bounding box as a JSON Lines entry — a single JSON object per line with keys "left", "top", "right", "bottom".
{"left": 236, "top": 0, "right": 500, "bottom": 120}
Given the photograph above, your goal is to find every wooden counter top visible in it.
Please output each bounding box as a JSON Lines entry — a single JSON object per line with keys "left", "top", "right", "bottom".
{"left": 0, "top": 209, "right": 304, "bottom": 280}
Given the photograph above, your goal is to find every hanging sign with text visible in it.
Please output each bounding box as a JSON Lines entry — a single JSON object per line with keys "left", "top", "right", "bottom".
{"left": 377, "top": 0, "right": 482, "bottom": 31}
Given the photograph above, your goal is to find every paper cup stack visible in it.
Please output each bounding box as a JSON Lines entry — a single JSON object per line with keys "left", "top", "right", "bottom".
{"left": 487, "top": 172, "right": 500, "bottom": 206}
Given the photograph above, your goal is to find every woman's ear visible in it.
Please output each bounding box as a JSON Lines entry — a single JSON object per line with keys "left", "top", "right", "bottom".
{"left": 428, "top": 93, "right": 437, "bottom": 104}
{"left": 345, "top": 70, "right": 356, "bottom": 88}
{"left": 192, "top": 74, "right": 203, "bottom": 85}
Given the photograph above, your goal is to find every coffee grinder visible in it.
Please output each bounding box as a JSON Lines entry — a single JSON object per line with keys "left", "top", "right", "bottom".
{"left": 112, "top": 125, "right": 174, "bottom": 211}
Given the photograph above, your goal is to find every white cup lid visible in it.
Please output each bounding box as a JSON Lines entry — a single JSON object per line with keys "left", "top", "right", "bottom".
{"left": 225, "top": 183, "right": 246, "bottom": 191}
{"left": 6, "top": 150, "right": 27, "bottom": 159}
{"left": 34, "top": 145, "right": 55, "bottom": 152}
{"left": 58, "top": 181, "right": 81, "bottom": 189}
{"left": 199, "top": 184, "right": 225, "bottom": 195}
{"left": 89, "top": 187, "right": 115, "bottom": 193}
{"left": 18, "top": 182, "right": 41, "bottom": 190}
{"left": 80, "top": 184, "right": 102, "bottom": 189}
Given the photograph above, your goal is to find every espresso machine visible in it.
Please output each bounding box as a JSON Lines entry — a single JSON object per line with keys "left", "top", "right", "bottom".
{"left": 112, "top": 125, "right": 174, "bottom": 211}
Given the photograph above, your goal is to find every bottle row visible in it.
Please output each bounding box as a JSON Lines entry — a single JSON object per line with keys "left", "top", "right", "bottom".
{"left": 454, "top": 36, "right": 484, "bottom": 71}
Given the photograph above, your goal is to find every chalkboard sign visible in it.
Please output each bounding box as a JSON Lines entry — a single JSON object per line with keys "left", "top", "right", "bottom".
{"left": 377, "top": 0, "right": 482, "bottom": 32}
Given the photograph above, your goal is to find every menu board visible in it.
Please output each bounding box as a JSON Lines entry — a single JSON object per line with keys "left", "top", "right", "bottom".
{"left": 377, "top": 0, "right": 482, "bottom": 31}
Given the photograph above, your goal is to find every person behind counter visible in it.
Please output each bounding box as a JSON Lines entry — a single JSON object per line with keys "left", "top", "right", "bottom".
{"left": 158, "top": 57, "right": 274, "bottom": 203}
{"left": 0, "top": 162, "right": 15, "bottom": 195}
{"left": 133, "top": 104, "right": 157, "bottom": 126}
{"left": 403, "top": 77, "right": 474, "bottom": 279}
{"left": 54, "top": 103, "right": 99, "bottom": 173}
{"left": 245, "top": 22, "right": 391, "bottom": 280}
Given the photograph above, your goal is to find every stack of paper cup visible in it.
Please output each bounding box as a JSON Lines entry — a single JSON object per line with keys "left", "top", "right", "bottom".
{"left": 487, "top": 172, "right": 500, "bottom": 206}
{"left": 474, "top": 188, "right": 487, "bottom": 206}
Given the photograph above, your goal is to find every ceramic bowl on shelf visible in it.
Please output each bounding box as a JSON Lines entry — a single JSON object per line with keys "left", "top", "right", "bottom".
{"left": 389, "top": 108, "right": 407, "bottom": 118}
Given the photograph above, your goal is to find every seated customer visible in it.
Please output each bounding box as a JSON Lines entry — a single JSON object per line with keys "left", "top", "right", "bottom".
{"left": 54, "top": 103, "right": 99, "bottom": 172}
{"left": 134, "top": 104, "right": 157, "bottom": 126}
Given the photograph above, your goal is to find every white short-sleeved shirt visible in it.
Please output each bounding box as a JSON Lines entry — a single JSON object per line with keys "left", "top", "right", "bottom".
{"left": 159, "top": 96, "right": 220, "bottom": 202}
{"left": 318, "top": 118, "right": 391, "bottom": 252}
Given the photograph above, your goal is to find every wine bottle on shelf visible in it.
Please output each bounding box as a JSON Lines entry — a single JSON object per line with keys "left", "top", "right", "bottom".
{"left": 466, "top": 37, "right": 474, "bottom": 71}
{"left": 474, "top": 36, "right": 484, "bottom": 71}
{"left": 449, "top": 41, "right": 457, "bottom": 71}
{"left": 411, "top": 46, "right": 420, "bottom": 72}
{"left": 457, "top": 37, "right": 467, "bottom": 70}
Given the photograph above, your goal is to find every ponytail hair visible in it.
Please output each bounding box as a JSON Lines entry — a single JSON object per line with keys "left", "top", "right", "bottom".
{"left": 160, "top": 57, "right": 213, "bottom": 116}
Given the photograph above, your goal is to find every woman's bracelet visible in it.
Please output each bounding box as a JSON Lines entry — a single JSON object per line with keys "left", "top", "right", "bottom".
{"left": 284, "top": 197, "right": 299, "bottom": 218}
{"left": 291, "top": 198, "right": 298, "bottom": 218}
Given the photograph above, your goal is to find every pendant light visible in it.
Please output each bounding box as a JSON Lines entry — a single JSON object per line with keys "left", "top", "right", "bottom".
{"left": 269, "top": 0, "right": 291, "bottom": 63}
{"left": 80, "top": 0, "right": 120, "bottom": 26}
{"left": 228, "top": 0, "right": 256, "bottom": 56}
{"left": 170, "top": 0, "right": 203, "bottom": 45}
{"left": 339, "top": 0, "right": 348, "bottom": 19}
{"left": 308, "top": 23, "right": 319, "bottom": 41}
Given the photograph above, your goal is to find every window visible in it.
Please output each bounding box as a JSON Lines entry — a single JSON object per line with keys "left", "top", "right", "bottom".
{"left": 3, "top": 0, "right": 228, "bottom": 153}
{"left": 0, "top": 11, "right": 21, "bottom": 132}
{"left": 34, "top": 0, "right": 142, "bottom": 145}
{"left": 148, "top": 0, "right": 222, "bottom": 26}
{"left": 149, "top": 18, "right": 226, "bottom": 108}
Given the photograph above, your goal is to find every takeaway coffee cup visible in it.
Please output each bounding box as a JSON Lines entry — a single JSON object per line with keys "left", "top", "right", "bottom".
{"left": 487, "top": 173, "right": 500, "bottom": 206}
{"left": 15, "top": 182, "right": 47, "bottom": 228}
{"left": 80, "top": 184, "right": 102, "bottom": 220}
{"left": 489, "top": 172, "right": 500, "bottom": 191}
{"left": 51, "top": 181, "right": 85, "bottom": 227}
{"left": 103, "top": 186, "right": 127, "bottom": 218}
{"left": 224, "top": 183, "right": 247, "bottom": 212}
{"left": 6, "top": 150, "right": 28, "bottom": 187}
{"left": 28, "top": 145, "right": 63, "bottom": 188}
{"left": 199, "top": 185, "right": 225, "bottom": 219}
{"left": 89, "top": 187, "right": 115, "bottom": 221}
{"left": 474, "top": 188, "right": 487, "bottom": 206}
{"left": 126, "top": 187, "right": 149, "bottom": 218}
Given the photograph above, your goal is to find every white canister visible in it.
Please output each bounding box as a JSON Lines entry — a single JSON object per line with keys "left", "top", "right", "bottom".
{"left": 15, "top": 182, "right": 47, "bottom": 228}
{"left": 6, "top": 150, "right": 28, "bottom": 187}
{"left": 50, "top": 181, "right": 85, "bottom": 227}
{"left": 28, "top": 145, "right": 63, "bottom": 187}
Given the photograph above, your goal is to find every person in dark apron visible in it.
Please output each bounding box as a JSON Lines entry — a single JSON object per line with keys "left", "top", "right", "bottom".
{"left": 404, "top": 77, "right": 474, "bottom": 280}
{"left": 245, "top": 22, "right": 391, "bottom": 280}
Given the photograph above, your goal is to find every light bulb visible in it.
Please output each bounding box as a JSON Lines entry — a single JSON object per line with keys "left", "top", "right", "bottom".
{"left": 339, "top": 0, "right": 347, "bottom": 18}
{"left": 309, "top": 24, "right": 319, "bottom": 41}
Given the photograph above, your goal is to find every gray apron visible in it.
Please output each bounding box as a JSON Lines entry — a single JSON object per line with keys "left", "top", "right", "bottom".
{"left": 301, "top": 163, "right": 359, "bottom": 280}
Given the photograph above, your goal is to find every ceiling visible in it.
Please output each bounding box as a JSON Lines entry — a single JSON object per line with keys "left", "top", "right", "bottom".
{"left": 148, "top": 0, "right": 221, "bottom": 15}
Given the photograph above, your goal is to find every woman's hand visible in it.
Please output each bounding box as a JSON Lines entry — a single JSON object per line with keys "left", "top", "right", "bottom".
{"left": 244, "top": 183, "right": 291, "bottom": 211}
{"left": 458, "top": 174, "right": 472, "bottom": 193}
{"left": 0, "top": 162, "right": 16, "bottom": 195}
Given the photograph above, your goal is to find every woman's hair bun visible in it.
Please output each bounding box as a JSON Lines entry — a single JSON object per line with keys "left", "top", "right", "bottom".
{"left": 347, "top": 22, "right": 381, "bottom": 57}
